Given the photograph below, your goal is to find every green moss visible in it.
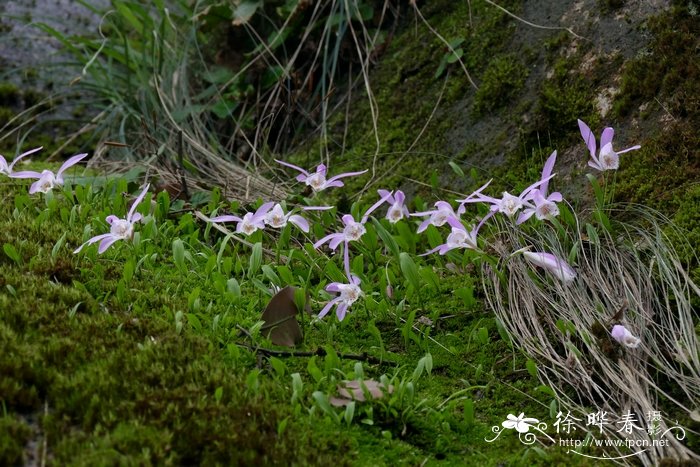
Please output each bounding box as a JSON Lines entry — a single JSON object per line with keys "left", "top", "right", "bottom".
{"left": 0, "top": 107, "right": 13, "bottom": 128}
{"left": 614, "top": 2, "right": 699, "bottom": 118}
{"left": 0, "top": 82, "right": 20, "bottom": 107}
{"left": 473, "top": 55, "right": 529, "bottom": 117}
{"left": 0, "top": 415, "right": 32, "bottom": 465}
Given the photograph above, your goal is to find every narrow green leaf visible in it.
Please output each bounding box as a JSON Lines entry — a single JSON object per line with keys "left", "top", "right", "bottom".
{"left": 399, "top": 252, "right": 421, "bottom": 291}
{"left": 172, "top": 238, "right": 185, "bottom": 270}
{"left": 248, "top": 242, "right": 263, "bottom": 278}
{"left": 3, "top": 244, "right": 20, "bottom": 264}
{"left": 526, "top": 359, "right": 538, "bottom": 379}
{"left": 372, "top": 218, "right": 400, "bottom": 259}
{"left": 448, "top": 161, "right": 465, "bottom": 177}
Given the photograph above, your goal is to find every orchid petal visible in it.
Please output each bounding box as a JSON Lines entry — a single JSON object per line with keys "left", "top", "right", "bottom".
{"left": 600, "top": 127, "right": 614, "bottom": 149}
{"left": 516, "top": 209, "right": 535, "bottom": 225}
{"left": 540, "top": 150, "right": 557, "bottom": 195}
{"left": 416, "top": 219, "right": 431, "bottom": 233}
{"left": 275, "top": 159, "right": 309, "bottom": 176}
{"left": 314, "top": 232, "right": 341, "bottom": 249}
{"left": 523, "top": 251, "right": 576, "bottom": 282}
{"left": 326, "top": 169, "right": 368, "bottom": 184}
{"left": 377, "top": 189, "right": 394, "bottom": 203}
{"left": 587, "top": 160, "right": 603, "bottom": 171}
{"left": 127, "top": 183, "right": 150, "bottom": 222}
{"left": 577, "top": 119, "right": 596, "bottom": 158}
{"left": 335, "top": 303, "right": 349, "bottom": 321}
{"left": 548, "top": 192, "right": 563, "bottom": 202}
{"left": 98, "top": 235, "right": 121, "bottom": 254}
{"left": 361, "top": 191, "right": 393, "bottom": 223}
{"left": 616, "top": 144, "right": 641, "bottom": 155}
{"left": 323, "top": 180, "right": 345, "bottom": 189}
{"left": 10, "top": 170, "right": 43, "bottom": 179}
{"left": 326, "top": 282, "right": 343, "bottom": 292}
{"left": 418, "top": 245, "right": 443, "bottom": 256}
{"left": 56, "top": 153, "right": 88, "bottom": 182}
{"left": 253, "top": 201, "right": 276, "bottom": 221}
{"left": 328, "top": 235, "right": 345, "bottom": 251}
{"left": 302, "top": 205, "right": 334, "bottom": 211}
{"left": 73, "top": 233, "right": 113, "bottom": 254}
{"left": 106, "top": 215, "right": 120, "bottom": 225}
{"left": 318, "top": 298, "right": 340, "bottom": 319}
{"left": 445, "top": 216, "right": 466, "bottom": 231}
{"left": 8, "top": 146, "right": 42, "bottom": 172}
{"left": 288, "top": 214, "right": 309, "bottom": 232}
{"left": 209, "top": 215, "right": 242, "bottom": 223}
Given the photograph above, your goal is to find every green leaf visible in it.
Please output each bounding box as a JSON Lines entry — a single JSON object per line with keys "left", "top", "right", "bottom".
{"left": 291, "top": 373, "right": 303, "bottom": 403}
{"left": 526, "top": 359, "right": 538, "bottom": 379}
{"left": 233, "top": 1, "right": 261, "bottom": 26}
{"left": 344, "top": 401, "right": 356, "bottom": 426}
{"left": 269, "top": 357, "right": 287, "bottom": 378}
{"left": 448, "top": 161, "right": 465, "bottom": 177}
{"left": 372, "top": 218, "right": 400, "bottom": 259}
{"left": 248, "top": 242, "right": 263, "bottom": 278}
{"left": 51, "top": 232, "right": 67, "bottom": 263}
{"left": 463, "top": 398, "right": 475, "bottom": 426}
{"left": 585, "top": 173, "right": 605, "bottom": 209}
{"left": 312, "top": 391, "right": 339, "bottom": 423}
{"left": 172, "top": 238, "right": 185, "bottom": 270}
{"left": 446, "top": 48, "right": 464, "bottom": 64}
{"left": 227, "top": 278, "right": 241, "bottom": 297}
{"left": 585, "top": 223, "right": 600, "bottom": 246}
{"left": 3, "top": 244, "right": 20, "bottom": 264}
{"left": 399, "top": 252, "right": 421, "bottom": 291}
{"left": 113, "top": 0, "right": 144, "bottom": 32}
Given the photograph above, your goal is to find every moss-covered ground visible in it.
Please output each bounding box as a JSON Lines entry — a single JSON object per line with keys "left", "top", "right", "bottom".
{"left": 1, "top": 0, "right": 698, "bottom": 464}
{"left": 0, "top": 170, "right": 602, "bottom": 465}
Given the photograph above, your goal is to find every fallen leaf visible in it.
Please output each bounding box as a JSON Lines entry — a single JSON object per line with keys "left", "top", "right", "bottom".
{"left": 330, "top": 379, "right": 394, "bottom": 407}
{"left": 261, "top": 286, "right": 307, "bottom": 347}
{"left": 232, "top": 1, "right": 261, "bottom": 26}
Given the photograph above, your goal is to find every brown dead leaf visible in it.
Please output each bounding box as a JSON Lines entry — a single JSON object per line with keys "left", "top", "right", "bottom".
{"left": 260, "top": 286, "right": 307, "bottom": 347}
{"left": 329, "top": 379, "right": 394, "bottom": 407}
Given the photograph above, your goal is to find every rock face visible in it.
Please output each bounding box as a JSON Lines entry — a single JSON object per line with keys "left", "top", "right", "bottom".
{"left": 0, "top": 1, "right": 108, "bottom": 151}
{"left": 285, "top": 0, "right": 695, "bottom": 210}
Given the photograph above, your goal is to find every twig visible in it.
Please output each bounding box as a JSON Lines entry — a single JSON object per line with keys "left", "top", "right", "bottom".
{"left": 237, "top": 342, "right": 394, "bottom": 365}
{"left": 483, "top": 0, "right": 584, "bottom": 40}
{"left": 178, "top": 130, "right": 190, "bottom": 199}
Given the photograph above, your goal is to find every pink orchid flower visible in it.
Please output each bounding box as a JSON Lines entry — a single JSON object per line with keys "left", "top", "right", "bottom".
{"left": 0, "top": 146, "right": 42, "bottom": 176}
{"left": 411, "top": 201, "right": 465, "bottom": 233}
{"left": 13, "top": 153, "right": 88, "bottom": 194}
{"left": 378, "top": 189, "right": 410, "bottom": 223}
{"left": 260, "top": 203, "right": 311, "bottom": 232}
{"left": 275, "top": 159, "right": 367, "bottom": 192}
{"left": 521, "top": 250, "right": 577, "bottom": 283}
{"left": 465, "top": 174, "right": 556, "bottom": 218}
{"left": 208, "top": 202, "right": 274, "bottom": 236}
{"left": 517, "top": 150, "right": 564, "bottom": 224}
{"left": 318, "top": 274, "right": 363, "bottom": 321}
{"left": 456, "top": 179, "right": 494, "bottom": 209}
{"left": 74, "top": 184, "right": 150, "bottom": 254}
{"left": 420, "top": 212, "right": 493, "bottom": 256}
{"left": 313, "top": 192, "right": 392, "bottom": 251}
{"left": 611, "top": 325, "right": 641, "bottom": 349}
{"left": 577, "top": 119, "right": 640, "bottom": 171}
